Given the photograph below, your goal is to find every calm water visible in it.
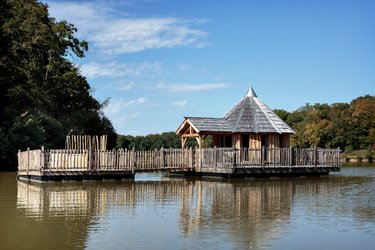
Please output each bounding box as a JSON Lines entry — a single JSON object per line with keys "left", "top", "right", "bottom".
{"left": 1, "top": 166, "right": 375, "bottom": 250}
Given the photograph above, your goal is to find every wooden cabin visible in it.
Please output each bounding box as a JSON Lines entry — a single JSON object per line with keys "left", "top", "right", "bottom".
{"left": 176, "top": 87, "right": 296, "bottom": 149}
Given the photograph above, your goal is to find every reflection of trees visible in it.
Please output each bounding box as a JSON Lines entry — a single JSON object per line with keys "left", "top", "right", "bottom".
{"left": 15, "top": 174, "right": 367, "bottom": 249}
{"left": 342, "top": 175, "right": 375, "bottom": 223}
{"left": 294, "top": 175, "right": 375, "bottom": 223}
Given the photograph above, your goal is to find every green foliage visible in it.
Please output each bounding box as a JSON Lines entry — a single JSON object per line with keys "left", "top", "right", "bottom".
{"left": 117, "top": 132, "right": 182, "bottom": 150}
{"left": 273, "top": 109, "right": 290, "bottom": 122}
{"left": 116, "top": 132, "right": 212, "bottom": 150}
{"left": 365, "top": 147, "right": 374, "bottom": 161}
{"left": 278, "top": 96, "right": 375, "bottom": 152}
{"left": 0, "top": 0, "right": 116, "bottom": 169}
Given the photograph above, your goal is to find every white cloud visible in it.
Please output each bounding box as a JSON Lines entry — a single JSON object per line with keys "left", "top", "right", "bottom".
{"left": 172, "top": 100, "right": 187, "bottom": 107}
{"left": 116, "top": 82, "right": 135, "bottom": 91}
{"left": 81, "top": 61, "right": 161, "bottom": 79}
{"left": 48, "top": 1, "right": 207, "bottom": 55}
{"left": 157, "top": 82, "right": 231, "bottom": 92}
{"left": 124, "top": 97, "right": 147, "bottom": 107}
{"left": 104, "top": 97, "right": 147, "bottom": 115}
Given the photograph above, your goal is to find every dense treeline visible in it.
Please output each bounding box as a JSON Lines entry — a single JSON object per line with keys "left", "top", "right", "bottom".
{"left": 275, "top": 95, "right": 375, "bottom": 151}
{"left": 117, "top": 95, "right": 375, "bottom": 153}
{"left": 117, "top": 132, "right": 182, "bottom": 150}
{"left": 0, "top": 0, "right": 116, "bottom": 170}
{"left": 116, "top": 132, "right": 211, "bottom": 150}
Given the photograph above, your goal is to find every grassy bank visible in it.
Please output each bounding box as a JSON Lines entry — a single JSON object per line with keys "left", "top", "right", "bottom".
{"left": 340, "top": 149, "right": 374, "bottom": 163}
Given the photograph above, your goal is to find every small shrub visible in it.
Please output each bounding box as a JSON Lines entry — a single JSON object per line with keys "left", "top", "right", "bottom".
{"left": 365, "top": 147, "right": 374, "bottom": 161}
{"left": 345, "top": 145, "right": 354, "bottom": 153}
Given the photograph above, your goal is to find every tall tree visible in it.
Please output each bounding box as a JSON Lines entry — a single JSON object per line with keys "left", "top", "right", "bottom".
{"left": 0, "top": 0, "right": 116, "bottom": 169}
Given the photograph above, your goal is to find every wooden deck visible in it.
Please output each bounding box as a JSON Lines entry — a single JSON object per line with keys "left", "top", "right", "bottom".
{"left": 17, "top": 147, "right": 341, "bottom": 181}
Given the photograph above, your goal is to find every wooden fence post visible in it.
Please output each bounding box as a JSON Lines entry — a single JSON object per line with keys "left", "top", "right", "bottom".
{"left": 314, "top": 147, "right": 317, "bottom": 168}
{"left": 196, "top": 147, "right": 201, "bottom": 172}
{"left": 88, "top": 146, "right": 93, "bottom": 172}
{"left": 27, "top": 147, "right": 30, "bottom": 175}
{"left": 41, "top": 146, "right": 45, "bottom": 175}
{"left": 214, "top": 146, "right": 217, "bottom": 167}
{"left": 261, "top": 146, "right": 265, "bottom": 168}
{"left": 160, "top": 147, "right": 165, "bottom": 169}
{"left": 132, "top": 147, "right": 135, "bottom": 174}
{"left": 189, "top": 147, "right": 193, "bottom": 169}
{"left": 17, "top": 150, "right": 21, "bottom": 172}
{"left": 289, "top": 147, "right": 293, "bottom": 166}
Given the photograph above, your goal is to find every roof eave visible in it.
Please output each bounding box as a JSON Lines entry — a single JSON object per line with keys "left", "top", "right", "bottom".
{"left": 176, "top": 117, "right": 201, "bottom": 135}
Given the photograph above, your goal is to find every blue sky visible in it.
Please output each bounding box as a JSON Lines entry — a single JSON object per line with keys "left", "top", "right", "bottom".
{"left": 45, "top": 0, "right": 374, "bottom": 135}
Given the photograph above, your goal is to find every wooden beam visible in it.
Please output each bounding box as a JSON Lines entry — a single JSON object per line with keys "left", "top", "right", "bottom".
{"left": 176, "top": 118, "right": 200, "bottom": 135}
{"left": 182, "top": 133, "right": 200, "bottom": 138}
{"left": 181, "top": 137, "right": 187, "bottom": 148}
{"left": 196, "top": 135, "right": 203, "bottom": 149}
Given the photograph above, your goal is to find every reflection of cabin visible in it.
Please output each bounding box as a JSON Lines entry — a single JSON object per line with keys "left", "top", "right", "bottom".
{"left": 176, "top": 87, "right": 295, "bottom": 149}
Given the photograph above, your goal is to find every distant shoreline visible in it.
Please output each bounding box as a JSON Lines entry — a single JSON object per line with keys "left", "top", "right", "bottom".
{"left": 343, "top": 158, "right": 373, "bottom": 163}
{"left": 341, "top": 149, "right": 374, "bottom": 163}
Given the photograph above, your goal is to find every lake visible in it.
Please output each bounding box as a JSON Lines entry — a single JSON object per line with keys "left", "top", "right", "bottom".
{"left": 1, "top": 165, "right": 375, "bottom": 250}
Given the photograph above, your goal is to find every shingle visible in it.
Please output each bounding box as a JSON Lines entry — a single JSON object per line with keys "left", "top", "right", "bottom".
{"left": 224, "top": 93, "right": 295, "bottom": 134}
{"left": 180, "top": 87, "right": 295, "bottom": 135}
{"left": 187, "top": 117, "right": 232, "bottom": 132}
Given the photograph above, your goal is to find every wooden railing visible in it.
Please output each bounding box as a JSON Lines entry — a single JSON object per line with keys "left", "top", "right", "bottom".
{"left": 235, "top": 147, "right": 340, "bottom": 167}
{"left": 17, "top": 148, "right": 45, "bottom": 175}
{"left": 18, "top": 147, "right": 340, "bottom": 175}
{"left": 18, "top": 147, "right": 194, "bottom": 174}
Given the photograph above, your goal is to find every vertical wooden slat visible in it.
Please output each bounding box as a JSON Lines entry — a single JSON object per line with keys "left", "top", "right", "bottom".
{"left": 16, "top": 147, "right": 341, "bottom": 178}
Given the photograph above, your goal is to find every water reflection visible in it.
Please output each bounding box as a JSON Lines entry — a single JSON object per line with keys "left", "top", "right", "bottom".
{"left": 14, "top": 171, "right": 374, "bottom": 250}
{"left": 17, "top": 181, "right": 93, "bottom": 217}
{"left": 177, "top": 180, "right": 294, "bottom": 249}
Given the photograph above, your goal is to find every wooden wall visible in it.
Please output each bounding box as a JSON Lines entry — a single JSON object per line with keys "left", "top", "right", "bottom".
{"left": 212, "top": 133, "right": 292, "bottom": 149}
{"left": 249, "top": 134, "right": 261, "bottom": 148}
{"left": 280, "top": 134, "right": 290, "bottom": 148}
{"left": 268, "top": 134, "right": 280, "bottom": 148}
{"left": 233, "top": 134, "right": 240, "bottom": 148}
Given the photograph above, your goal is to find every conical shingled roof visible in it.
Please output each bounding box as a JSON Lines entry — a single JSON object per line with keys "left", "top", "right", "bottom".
{"left": 224, "top": 87, "right": 295, "bottom": 134}
{"left": 177, "top": 87, "right": 295, "bottom": 135}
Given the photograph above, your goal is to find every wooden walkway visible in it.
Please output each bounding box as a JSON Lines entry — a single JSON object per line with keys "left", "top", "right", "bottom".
{"left": 17, "top": 147, "right": 341, "bottom": 181}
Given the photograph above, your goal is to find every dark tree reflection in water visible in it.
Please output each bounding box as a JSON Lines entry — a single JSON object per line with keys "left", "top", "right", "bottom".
{"left": 0, "top": 166, "right": 374, "bottom": 250}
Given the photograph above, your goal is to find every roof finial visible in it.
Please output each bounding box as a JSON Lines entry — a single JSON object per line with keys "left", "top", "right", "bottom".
{"left": 246, "top": 87, "right": 257, "bottom": 97}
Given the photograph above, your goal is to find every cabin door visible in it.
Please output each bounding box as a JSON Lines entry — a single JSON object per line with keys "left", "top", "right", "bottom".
{"left": 224, "top": 136, "right": 232, "bottom": 147}
{"left": 220, "top": 135, "right": 232, "bottom": 147}
{"left": 241, "top": 134, "right": 249, "bottom": 149}
{"left": 261, "top": 135, "right": 268, "bottom": 162}
{"left": 241, "top": 134, "right": 249, "bottom": 161}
